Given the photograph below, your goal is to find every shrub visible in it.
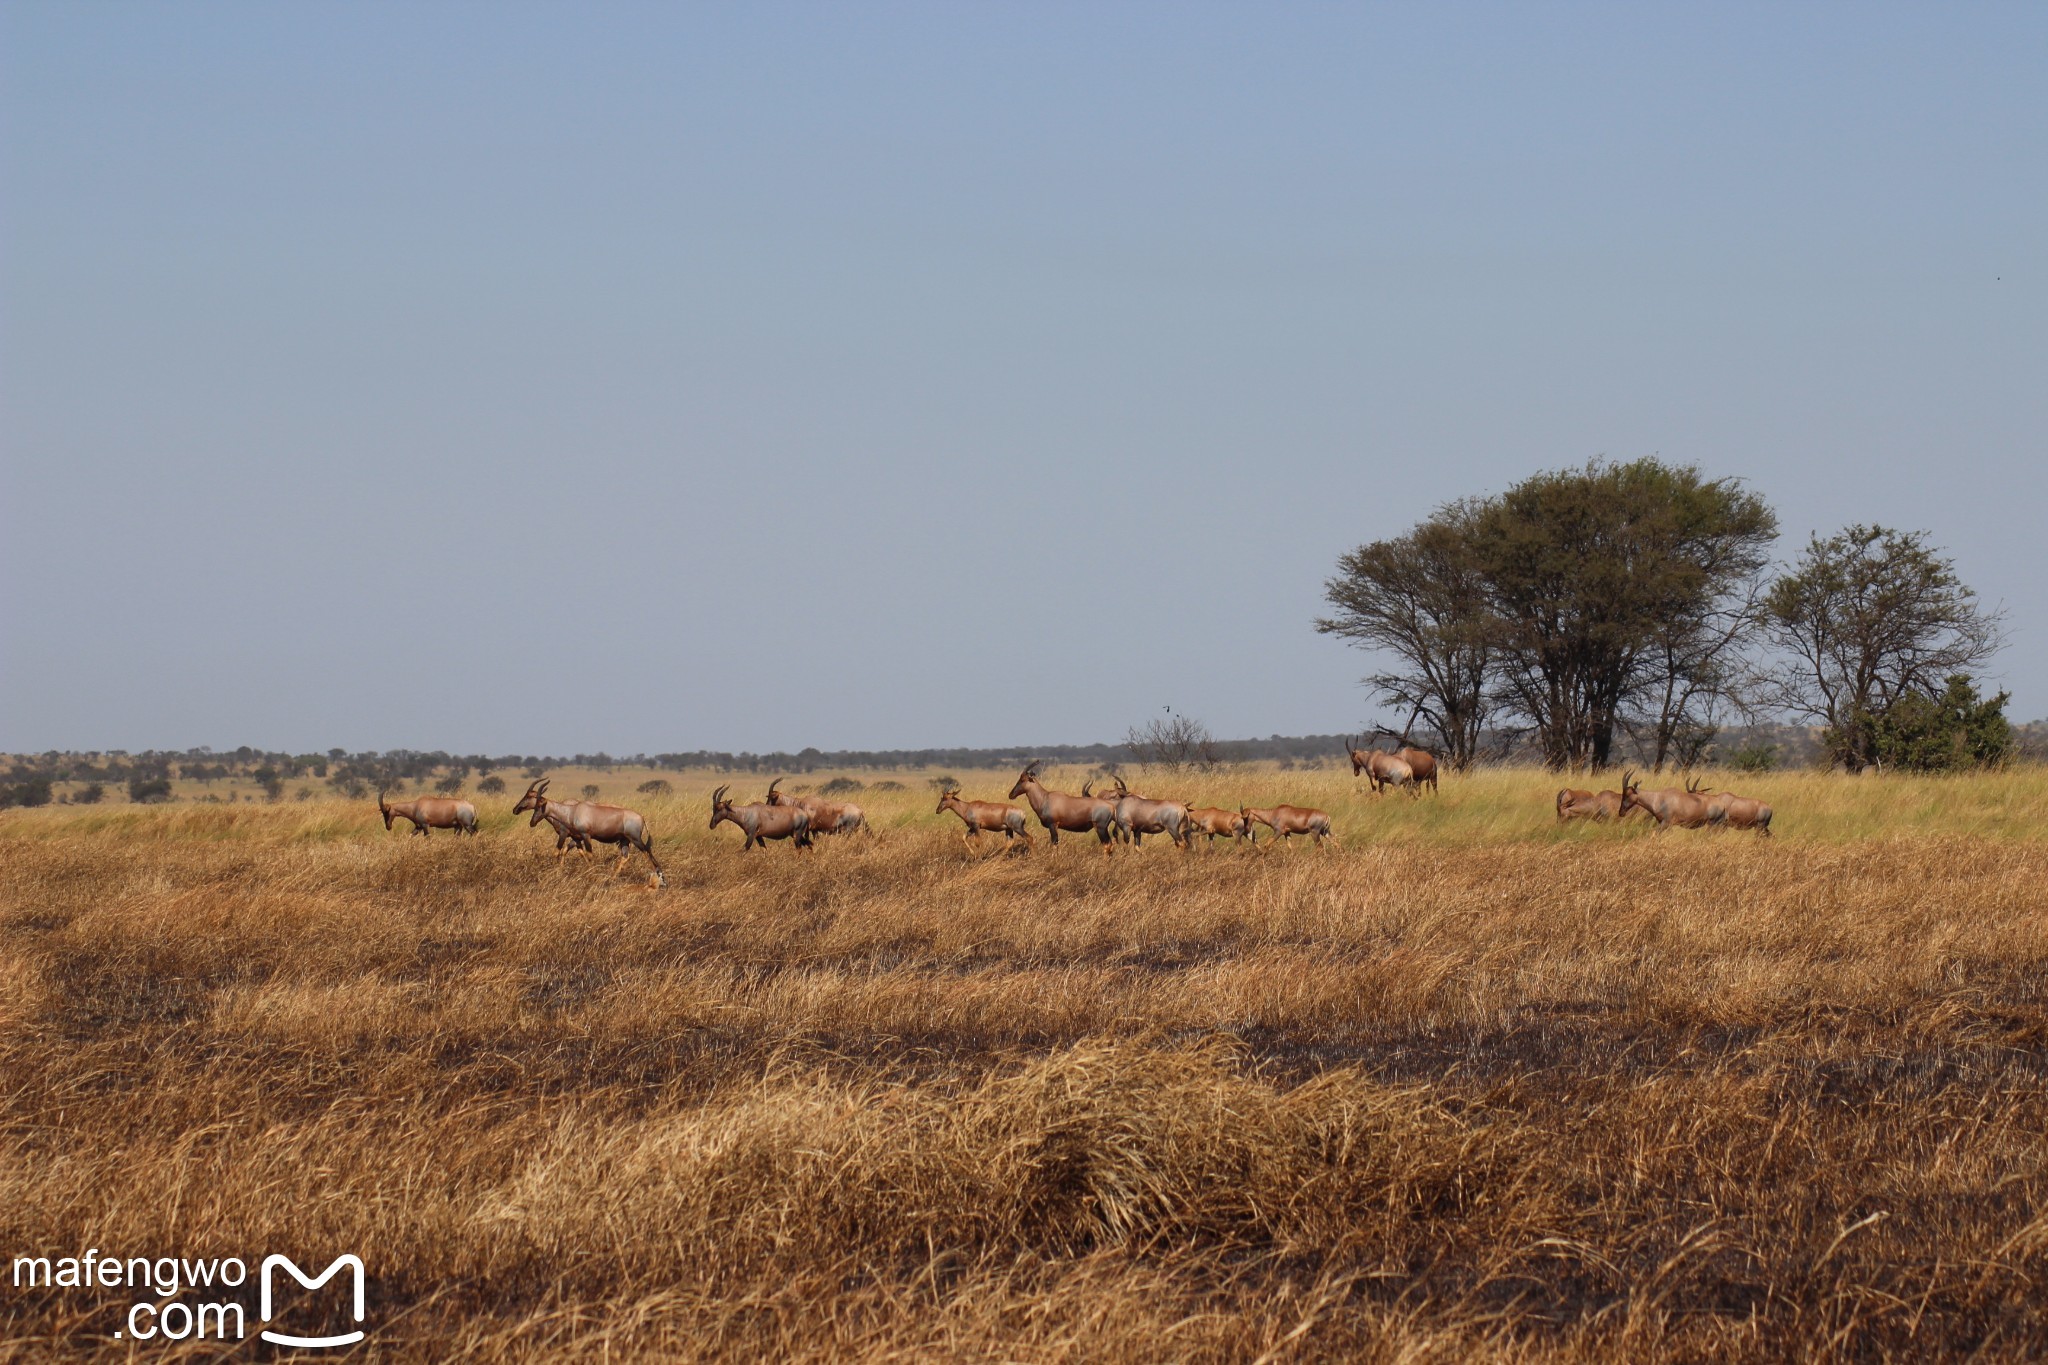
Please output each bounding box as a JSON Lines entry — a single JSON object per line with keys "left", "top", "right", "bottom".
{"left": 581, "top": 785, "right": 601, "bottom": 800}
{"left": 2, "top": 776, "right": 54, "bottom": 808}
{"left": 434, "top": 774, "right": 466, "bottom": 795}
{"left": 819, "top": 777, "right": 865, "bottom": 795}
{"left": 477, "top": 775, "right": 507, "bottom": 795}
{"left": 928, "top": 776, "right": 959, "bottom": 792}
{"left": 128, "top": 777, "right": 174, "bottom": 804}
{"left": 1725, "top": 741, "right": 1779, "bottom": 774}
{"left": 869, "top": 780, "right": 907, "bottom": 792}
{"left": 637, "top": 779, "right": 673, "bottom": 796}
{"left": 72, "top": 782, "right": 105, "bottom": 805}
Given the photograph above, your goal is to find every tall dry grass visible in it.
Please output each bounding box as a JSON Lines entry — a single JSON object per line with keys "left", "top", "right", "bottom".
{"left": 4, "top": 771, "right": 2047, "bottom": 1360}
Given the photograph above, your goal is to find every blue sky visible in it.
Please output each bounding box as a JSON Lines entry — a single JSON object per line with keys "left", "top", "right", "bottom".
{"left": 4, "top": 3, "right": 2043, "bottom": 753}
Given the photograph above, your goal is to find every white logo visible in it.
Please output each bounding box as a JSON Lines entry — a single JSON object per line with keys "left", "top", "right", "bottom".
{"left": 258, "top": 1254, "right": 365, "bottom": 1348}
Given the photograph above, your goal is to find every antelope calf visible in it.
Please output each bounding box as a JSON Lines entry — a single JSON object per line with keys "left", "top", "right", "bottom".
{"left": 935, "top": 786, "right": 1033, "bottom": 850}
{"left": 1008, "top": 764, "right": 1118, "bottom": 851}
{"left": 1555, "top": 785, "right": 1634, "bottom": 823}
{"left": 709, "top": 784, "right": 812, "bottom": 851}
{"left": 378, "top": 790, "right": 478, "bottom": 837}
{"left": 1184, "top": 806, "right": 1250, "bottom": 847}
{"left": 1241, "top": 804, "right": 1336, "bottom": 848}
{"left": 513, "top": 779, "right": 664, "bottom": 885}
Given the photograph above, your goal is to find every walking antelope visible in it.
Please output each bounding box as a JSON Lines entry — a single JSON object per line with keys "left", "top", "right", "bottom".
{"left": 1106, "top": 775, "right": 1192, "bottom": 849}
{"left": 935, "top": 786, "right": 1033, "bottom": 850}
{"left": 1241, "top": 803, "right": 1336, "bottom": 848}
{"left": 1348, "top": 731, "right": 1440, "bottom": 795}
{"left": 1184, "top": 806, "right": 1251, "bottom": 847}
{"left": 1007, "top": 763, "right": 1118, "bottom": 850}
{"left": 1618, "top": 773, "right": 1715, "bottom": 831}
{"left": 1555, "top": 782, "right": 1637, "bottom": 823}
{"left": 378, "top": 790, "right": 478, "bottom": 837}
{"left": 512, "top": 779, "right": 664, "bottom": 884}
{"left": 1357, "top": 751, "right": 1416, "bottom": 797}
{"left": 1701, "top": 787, "right": 1774, "bottom": 836}
{"left": 709, "top": 784, "right": 813, "bottom": 851}
{"left": 763, "top": 778, "right": 870, "bottom": 837}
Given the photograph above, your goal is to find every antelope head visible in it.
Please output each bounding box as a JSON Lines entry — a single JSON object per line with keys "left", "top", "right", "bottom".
{"left": 765, "top": 777, "right": 786, "bottom": 806}
{"left": 1684, "top": 775, "right": 1704, "bottom": 795}
{"left": 934, "top": 784, "right": 962, "bottom": 815}
{"left": 1112, "top": 775, "right": 1130, "bottom": 799}
{"left": 1008, "top": 764, "right": 1041, "bottom": 800}
{"left": 708, "top": 785, "right": 735, "bottom": 829}
{"left": 513, "top": 778, "right": 551, "bottom": 826}
{"left": 377, "top": 789, "right": 394, "bottom": 830}
{"left": 1618, "top": 770, "right": 1644, "bottom": 816}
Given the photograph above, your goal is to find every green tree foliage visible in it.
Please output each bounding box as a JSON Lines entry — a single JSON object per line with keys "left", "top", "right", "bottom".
{"left": 72, "top": 782, "right": 106, "bottom": 804}
{"left": 477, "top": 775, "right": 508, "bottom": 795}
{"left": 128, "top": 776, "right": 174, "bottom": 803}
{"left": 1764, "top": 526, "right": 2005, "bottom": 772}
{"left": 1856, "top": 675, "right": 2013, "bottom": 773}
{"left": 1, "top": 775, "right": 55, "bottom": 808}
{"left": 1321, "top": 459, "right": 1775, "bottom": 772}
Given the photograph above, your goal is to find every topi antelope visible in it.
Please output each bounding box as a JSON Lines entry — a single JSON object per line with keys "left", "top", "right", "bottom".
{"left": 1618, "top": 772, "right": 1716, "bottom": 831}
{"left": 378, "top": 790, "right": 478, "bottom": 837}
{"left": 1700, "top": 786, "right": 1774, "bottom": 836}
{"left": 1008, "top": 763, "right": 1118, "bottom": 850}
{"left": 1241, "top": 803, "right": 1336, "bottom": 848}
{"left": 1356, "top": 751, "right": 1416, "bottom": 797}
{"left": 1348, "top": 731, "right": 1440, "bottom": 795}
{"left": 1184, "top": 806, "right": 1251, "bottom": 847}
{"left": 1107, "top": 775, "right": 1192, "bottom": 849}
{"left": 1555, "top": 783, "right": 1638, "bottom": 823}
{"left": 709, "top": 784, "right": 813, "bottom": 851}
{"left": 764, "top": 778, "right": 869, "bottom": 838}
{"left": 935, "top": 785, "right": 1033, "bottom": 850}
{"left": 513, "top": 780, "right": 665, "bottom": 884}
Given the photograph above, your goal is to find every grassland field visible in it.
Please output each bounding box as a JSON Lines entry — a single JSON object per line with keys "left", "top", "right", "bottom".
{"left": 4, "top": 765, "right": 2047, "bottom": 1361}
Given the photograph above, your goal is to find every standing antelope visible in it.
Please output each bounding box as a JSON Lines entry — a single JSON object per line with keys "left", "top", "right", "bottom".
{"left": 1241, "top": 803, "right": 1336, "bottom": 848}
{"left": 512, "top": 780, "right": 664, "bottom": 884}
{"left": 1184, "top": 806, "right": 1251, "bottom": 847}
{"left": 378, "top": 789, "right": 478, "bottom": 837}
{"left": 1356, "top": 751, "right": 1416, "bottom": 797}
{"left": 1618, "top": 772, "right": 1715, "bottom": 831}
{"left": 1007, "top": 763, "right": 1118, "bottom": 850}
{"left": 709, "top": 784, "right": 813, "bottom": 851}
{"left": 1348, "top": 732, "right": 1440, "bottom": 795}
{"left": 1107, "top": 775, "right": 1192, "bottom": 849}
{"left": 935, "top": 785, "right": 1033, "bottom": 850}
{"left": 763, "top": 778, "right": 869, "bottom": 838}
{"left": 1555, "top": 783, "right": 1638, "bottom": 823}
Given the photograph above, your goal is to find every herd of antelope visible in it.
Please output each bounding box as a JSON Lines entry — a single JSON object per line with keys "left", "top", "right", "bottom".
{"left": 372, "top": 732, "right": 1774, "bottom": 885}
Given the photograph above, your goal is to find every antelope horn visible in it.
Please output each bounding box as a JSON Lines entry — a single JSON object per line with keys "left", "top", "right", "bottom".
{"left": 767, "top": 777, "right": 783, "bottom": 799}
{"left": 711, "top": 784, "right": 729, "bottom": 806}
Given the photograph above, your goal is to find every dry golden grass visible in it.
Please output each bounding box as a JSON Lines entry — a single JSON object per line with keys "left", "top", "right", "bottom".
{"left": 5, "top": 769, "right": 2048, "bottom": 1360}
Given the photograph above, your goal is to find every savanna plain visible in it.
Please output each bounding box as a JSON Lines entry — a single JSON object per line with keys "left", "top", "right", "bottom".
{"left": 5, "top": 767, "right": 2048, "bottom": 1362}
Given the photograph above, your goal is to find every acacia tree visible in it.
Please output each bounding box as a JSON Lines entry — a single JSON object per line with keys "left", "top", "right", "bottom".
{"left": 1470, "top": 460, "right": 1776, "bottom": 771}
{"left": 1124, "top": 712, "right": 1218, "bottom": 772}
{"left": 1315, "top": 500, "right": 1495, "bottom": 771}
{"left": 1763, "top": 526, "right": 2005, "bottom": 772}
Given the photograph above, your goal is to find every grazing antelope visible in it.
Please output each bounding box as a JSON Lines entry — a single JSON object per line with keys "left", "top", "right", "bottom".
{"left": 1107, "top": 775, "right": 1192, "bottom": 849}
{"left": 1701, "top": 787, "right": 1774, "bottom": 836}
{"left": 512, "top": 779, "right": 664, "bottom": 885}
{"left": 708, "top": 784, "right": 813, "bottom": 851}
{"left": 1184, "top": 806, "right": 1251, "bottom": 847}
{"left": 1240, "top": 804, "right": 1336, "bottom": 848}
{"left": 764, "top": 778, "right": 870, "bottom": 838}
{"left": 1007, "top": 763, "right": 1118, "bottom": 850}
{"left": 1555, "top": 783, "right": 1637, "bottom": 823}
{"left": 1618, "top": 772, "right": 1715, "bottom": 831}
{"left": 1357, "top": 751, "right": 1416, "bottom": 797}
{"left": 378, "top": 790, "right": 478, "bottom": 837}
{"left": 935, "top": 786, "right": 1033, "bottom": 850}
{"left": 1348, "top": 732, "right": 1440, "bottom": 795}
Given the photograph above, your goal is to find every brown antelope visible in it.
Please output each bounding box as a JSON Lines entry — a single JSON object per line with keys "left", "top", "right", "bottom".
{"left": 1555, "top": 783, "right": 1637, "bottom": 823}
{"left": 1618, "top": 772, "right": 1715, "bottom": 831}
{"left": 378, "top": 789, "right": 478, "bottom": 837}
{"left": 708, "top": 784, "right": 813, "bottom": 851}
{"left": 1241, "top": 804, "right": 1336, "bottom": 848}
{"left": 513, "top": 779, "right": 664, "bottom": 884}
{"left": 1107, "top": 775, "right": 1192, "bottom": 849}
{"left": 1701, "top": 786, "right": 1774, "bottom": 836}
{"left": 764, "top": 778, "right": 870, "bottom": 837}
{"left": 1357, "top": 751, "right": 1416, "bottom": 797}
{"left": 1007, "top": 763, "right": 1118, "bottom": 850}
{"left": 935, "top": 785, "right": 1033, "bottom": 850}
{"left": 1348, "top": 732, "right": 1440, "bottom": 795}
{"left": 1184, "top": 806, "right": 1250, "bottom": 847}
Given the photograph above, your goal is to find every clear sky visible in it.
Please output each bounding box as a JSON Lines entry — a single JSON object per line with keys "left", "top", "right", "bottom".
{"left": 4, "top": 3, "right": 2043, "bottom": 755}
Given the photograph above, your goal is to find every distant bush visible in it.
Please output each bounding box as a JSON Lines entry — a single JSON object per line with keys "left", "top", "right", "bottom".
{"left": 819, "top": 777, "right": 865, "bottom": 795}
{"left": 434, "top": 774, "right": 466, "bottom": 795}
{"left": 128, "top": 777, "right": 174, "bottom": 804}
{"left": 73, "top": 782, "right": 105, "bottom": 805}
{"left": 869, "top": 780, "right": 906, "bottom": 792}
{"left": 637, "top": 779, "right": 673, "bottom": 796}
{"left": 524, "top": 766, "right": 547, "bottom": 780}
{"left": 477, "top": 775, "right": 506, "bottom": 795}
{"left": 296, "top": 787, "right": 314, "bottom": 801}
{"left": 1, "top": 775, "right": 54, "bottom": 808}
{"left": 581, "top": 785, "right": 601, "bottom": 800}
{"left": 928, "top": 776, "right": 959, "bottom": 792}
{"left": 1725, "top": 741, "right": 1779, "bottom": 774}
